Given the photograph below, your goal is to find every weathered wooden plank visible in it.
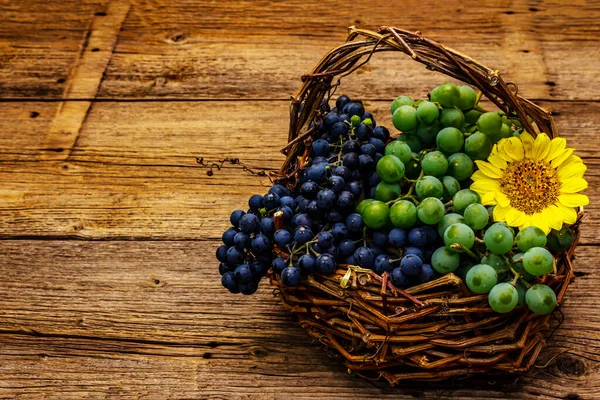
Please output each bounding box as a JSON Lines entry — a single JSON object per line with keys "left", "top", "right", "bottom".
{"left": 0, "top": 240, "right": 597, "bottom": 399}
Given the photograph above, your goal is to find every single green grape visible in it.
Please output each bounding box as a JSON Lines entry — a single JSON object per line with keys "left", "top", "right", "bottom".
{"left": 415, "top": 176, "right": 444, "bottom": 199}
{"left": 362, "top": 200, "right": 390, "bottom": 229}
{"left": 416, "top": 120, "right": 441, "bottom": 146}
{"left": 417, "top": 197, "right": 445, "bottom": 225}
{"left": 397, "top": 133, "right": 423, "bottom": 152}
{"left": 525, "top": 284, "right": 557, "bottom": 315}
{"left": 465, "top": 264, "right": 498, "bottom": 294}
{"left": 356, "top": 199, "right": 375, "bottom": 215}
{"left": 481, "top": 253, "right": 508, "bottom": 279}
{"left": 516, "top": 226, "right": 547, "bottom": 252}
{"left": 547, "top": 226, "right": 574, "bottom": 252}
{"left": 488, "top": 283, "right": 518, "bottom": 313}
{"left": 440, "top": 107, "right": 465, "bottom": 130}
{"left": 456, "top": 85, "right": 477, "bottom": 110}
{"left": 374, "top": 182, "right": 401, "bottom": 202}
{"left": 385, "top": 141, "right": 412, "bottom": 164}
{"left": 416, "top": 100, "right": 440, "bottom": 125}
{"left": 436, "top": 127, "right": 464, "bottom": 155}
{"left": 404, "top": 152, "right": 422, "bottom": 179}
{"left": 444, "top": 223, "right": 475, "bottom": 250}
{"left": 464, "top": 109, "right": 483, "bottom": 125}
{"left": 522, "top": 247, "right": 554, "bottom": 276}
{"left": 431, "top": 246, "right": 461, "bottom": 274}
{"left": 389, "top": 200, "right": 418, "bottom": 229}
{"left": 437, "top": 213, "right": 465, "bottom": 237}
{"left": 421, "top": 151, "right": 448, "bottom": 177}
{"left": 441, "top": 175, "right": 461, "bottom": 202}
{"left": 392, "top": 105, "right": 418, "bottom": 132}
{"left": 390, "top": 96, "right": 415, "bottom": 115}
{"left": 484, "top": 223, "right": 514, "bottom": 254}
{"left": 512, "top": 252, "right": 535, "bottom": 281}
{"left": 453, "top": 189, "right": 481, "bottom": 214}
{"left": 498, "top": 123, "right": 512, "bottom": 140}
{"left": 350, "top": 115, "right": 361, "bottom": 127}
{"left": 376, "top": 155, "right": 405, "bottom": 184}
{"left": 447, "top": 153, "right": 474, "bottom": 181}
{"left": 463, "top": 203, "right": 489, "bottom": 230}
{"left": 465, "top": 131, "right": 493, "bottom": 160}
{"left": 476, "top": 112, "right": 503, "bottom": 137}
{"left": 431, "top": 83, "right": 460, "bottom": 108}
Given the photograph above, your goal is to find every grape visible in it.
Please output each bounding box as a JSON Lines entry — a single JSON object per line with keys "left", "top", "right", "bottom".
{"left": 465, "top": 264, "right": 497, "bottom": 294}
{"left": 481, "top": 253, "right": 508, "bottom": 278}
{"left": 498, "top": 123, "right": 513, "bottom": 141}
{"left": 436, "top": 127, "right": 464, "bottom": 154}
{"left": 239, "top": 281, "right": 259, "bottom": 295}
{"left": 221, "top": 272, "right": 237, "bottom": 292}
{"left": 347, "top": 181, "right": 362, "bottom": 197}
{"left": 441, "top": 175, "right": 461, "bottom": 202}
{"left": 357, "top": 199, "right": 375, "bottom": 215}
{"left": 272, "top": 257, "right": 287, "bottom": 273}
{"left": 362, "top": 200, "right": 389, "bottom": 229}
{"left": 222, "top": 227, "right": 238, "bottom": 246}
{"left": 239, "top": 214, "right": 260, "bottom": 233}
{"left": 375, "top": 254, "right": 395, "bottom": 274}
{"left": 368, "top": 137, "right": 386, "bottom": 153}
{"left": 339, "top": 239, "right": 356, "bottom": 257}
{"left": 315, "top": 254, "right": 336, "bottom": 274}
{"left": 431, "top": 83, "right": 460, "bottom": 107}
{"left": 525, "top": 284, "right": 557, "bottom": 315}
{"left": 279, "top": 196, "right": 295, "bottom": 209}
{"left": 408, "top": 227, "right": 428, "bottom": 247}
{"left": 431, "top": 246, "right": 460, "bottom": 274}
{"left": 417, "top": 121, "right": 441, "bottom": 145}
{"left": 447, "top": 153, "right": 474, "bottom": 181}
{"left": 233, "top": 232, "right": 251, "bottom": 250}
{"left": 388, "top": 228, "right": 408, "bottom": 247}
{"left": 312, "top": 139, "right": 330, "bottom": 156}
{"left": 397, "top": 134, "right": 423, "bottom": 152}
{"left": 523, "top": 247, "right": 554, "bottom": 276}
{"left": 316, "top": 189, "right": 336, "bottom": 209}
{"left": 336, "top": 191, "right": 355, "bottom": 211}
{"left": 333, "top": 165, "right": 351, "bottom": 181}
{"left": 342, "top": 140, "right": 360, "bottom": 154}
{"left": 374, "top": 182, "right": 401, "bottom": 202}
{"left": 376, "top": 155, "right": 405, "bottom": 184}
{"left": 440, "top": 107, "right": 465, "bottom": 129}
{"left": 230, "top": 210, "right": 246, "bottom": 227}
{"left": 248, "top": 194, "right": 264, "bottom": 212}
{"left": 416, "top": 101, "right": 440, "bottom": 125}
{"left": 390, "top": 96, "right": 415, "bottom": 114}
{"left": 355, "top": 124, "right": 372, "bottom": 141}
{"left": 401, "top": 254, "right": 423, "bottom": 276}
{"left": 371, "top": 230, "right": 388, "bottom": 248}
{"left": 516, "top": 226, "right": 548, "bottom": 252}
{"left": 444, "top": 222, "right": 475, "bottom": 251}
{"left": 437, "top": 213, "right": 465, "bottom": 237}
{"left": 324, "top": 113, "right": 340, "bottom": 129}
{"left": 281, "top": 266, "right": 301, "bottom": 287}
{"left": 332, "top": 223, "right": 349, "bottom": 240}
{"left": 342, "top": 152, "right": 359, "bottom": 169}
{"left": 317, "top": 231, "right": 334, "bottom": 248}
{"left": 350, "top": 115, "right": 361, "bottom": 127}
{"left": 336, "top": 95, "right": 352, "bottom": 110}
{"left": 373, "top": 126, "right": 390, "bottom": 141}
{"left": 294, "top": 226, "right": 313, "bottom": 244}
{"left": 465, "top": 131, "right": 493, "bottom": 160}
{"left": 274, "top": 229, "right": 292, "bottom": 247}
{"left": 484, "top": 223, "right": 514, "bottom": 254}
{"left": 547, "top": 226, "right": 575, "bottom": 252}
{"left": 463, "top": 203, "right": 489, "bottom": 230}
{"left": 354, "top": 247, "right": 375, "bottom": 268}
{"left": 234, "top": 264, "right": 253, "bottom": 284}
{"left": 512, "top": 252, "right": 535, "bottom": 281}
{"left": 391, "top": 267, "right": 408, "bottom": 287}
{"left": 415, "top": 176, "right": 444, "bottom": 199}
{"left": 464, "top": 109, "right": 483, "bottom": 125}
{"left": 347, "top": 103, "right": 365, "bottom": 118}
{"left": 361, "top": 143, "right": 376, "bottom": 157}
{"left": 392, "top": 105, "right": 418, "bottom": 132}
{"left": 515, "top": 282, "right": 527, "bottom": 308}
{"left": 453, "top": 189, "right": 481, "bottom": 213}
{"left": 298, "top": 254, "right": 316, "bottom": 274}
{"left": 226, "top": 246, "right": 245, "bottom": 265}
{"left": 488, "top": 283, "right": 518, "bottom": 313}
{"left": 476, "top": 112, "right": 503, "bottom": 137}
{"left": 404, "top": 153, "right": 423, "bottom": 178}
{"left": 456, "top": 85, "right": 477, "bottom": 110}
{"left": 346, "top": 213, "right": 364, "bottom": 234}
{"left": 384, "top": 141, "right": 412, "bottom": 164}
{"left": 328, "top": 176, "right": 346, "bottom": 194}
{"left": 419, "top": 264, "right": 436, "bottom": 283}
{"left": 417, "top": 197, "right": 445, "bottom": 225}
{"left": 216, "top": 245, "right": 229, "bottom": 263}
{"left": 388, "top": 201, "right": 416, "bottom": 230}
{"left": 421, "top": 151, "right": 448, "bottom": 177}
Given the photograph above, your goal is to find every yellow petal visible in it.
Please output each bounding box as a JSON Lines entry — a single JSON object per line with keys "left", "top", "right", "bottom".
{"left": 545, "top": 206, "right": 564, "bottom": 231}
{"left": 544, "top": 137, "right": 567, "bottom": 163}
{"left": 557, "top": 203, "right": 578, "bottom": 224}
{"left": 520, "top": 131, "right": 535, "bottom": 158}
{"left": 530, "top": 212, "right": 551, "bottom": 234}
{"left": 557, "top": 160, "right": 586, "bottom": 181}
{"left": 505, "top": 208, "right": 528, "bottom": 227}
{"left": 495, "top": 142, "right": 514, "bottom": 163}
{"left": 481, "top": 191, "right": 497, "bottom": 205}
{"left": 550, "top": 147, "right": 575, "bottom": 168}
{"left": 532, "top": 133, "right": 551, "bottom": 161}
{"left": 488, "top": 151, "right": 508, "bottom": 170}
{"left": 503, "top": 137, "right": 525, "bottom": 161}
{"left": 493, "top": 205, "right": 510, "bottom": 222}
{"left": 558, "top": 155, "right": 583, "bottom": 172}
{"left": 495, "top": 192, "right": 511, "bottom": 207}
{"left": 558, "top": 193, "right": 589, "bottom": 207}
{"left": 475, "top": 160, "right": 503, "bottom": 179}
{"left": 560, "top": 178, "right": 588, "bottom": 193}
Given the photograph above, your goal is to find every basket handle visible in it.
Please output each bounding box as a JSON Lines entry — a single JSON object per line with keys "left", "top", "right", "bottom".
{"left": 279, "top": 26, "right": 556, "bottom": 180}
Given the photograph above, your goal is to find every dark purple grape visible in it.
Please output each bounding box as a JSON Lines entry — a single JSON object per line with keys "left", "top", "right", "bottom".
{"left": 367, "top": 172, "right": 381, "bottom": 188}
{"left": 252, "top": 260, "right": 269, "bottom": 278}
{"left": 324, "top": 113, "right": 340, "bottom": 129}
{"left": 328, "top": 175, "right": 346, "bottom": 194}
{"left": 388, "top": 228, "right": 407, "bottom": 248}
{"left": 216, "top": 245, "right": 229, "bottom": 262}
{"left": 374, "top": 152, "right": 383, "bottom": 163}
{"left": 332, "top": 223, "right": 349, "bottom": 241}
{"left": 281, "top": 267, "right": 301, "bottom": 287}
{"left": 405, "top": 246, "right": 424, "bottom": 259}
{"left": 263, "top": 193, "right": 281, "bottom": 210}
{"left": 279, "top": 196, "right": 295, "bottom": 209}
{"left": 308, "top": 164, "right": 328, "bottom": 183}
{"left": 336, "top": 95, "right": 352, "bottom": 111}
{"left": 336, "top": 191, "right": 355, "bottom": 211}
{"left": 419, "top": 264, "right": 436, "bottom": 283}
{"left": 322, "top": 245, "right": 339, "bottom": 258}
{"left": 274, "top": 229, "right": 292, "bottom": 247}
{"left": 298, "top": 254, "right": 316, "bottom": 274}
{"left": 347, "top": 181, "right": 362, "bottom": 198}
{"left": 348, "top": 103, "right": 365, "bottom": 118}
{"left": 226, "top": 247, "right": 245, "bottom": 265}
{"left": 234, "top": 264, "right": 253, "bottom": 283}
{"left": 391, "top": 268, "right": 408, "bottom": 287}
{"left": 229, "top": 210, "right": 246, "bottom": 227}
{"left": 354, "top": 246, "right": 374, "bottom": 268}
{"left": 317, "top": 231, "right": 335, "bottom": 248}
{"left": 269, "top": 184, "right": 290, "bottom": 198}
{"left": 260, "top": 217, "right": 275, "bottom": 237}
{"left": 316, "top": 254, "right": 336, "bottom": 274}
{"left": 272, "top": 257, "right": 287, "bottom": 273}
{"left": 277, "top": 206, "right": 294, "bottom": 223}
{"left": 239, "top": 214, "right": 260, "bottom": 234}
{"left": 331, "top": 122, "right": 349, "bottom": 138}
{"left": 339, "top": 239, "right": 356, "bottom": 257}
{"left": 350, "top": 168, "right": 362, "bottom": 181}
{"left": 301, "top": 181, "right": 319, "bottom": 199}
{"left": 342, "top": 152, "right": 359, "bottom": 168}
{"left": 298, "top": 167, "right": 310, "bottom": 183}
{"left": 251, "top": 234, "right": 271, "bottom": 253}
{"left": 368, "top": 137, "right": 385, "bottom": 153}
{"left": 408, "top": 227, "right": 428, "bottom": 247}
{"left": 358, "top": 154, "right": 374, "bottom": 171}
{"left": 317, "top": 188, "right": 336, "bottom": 209}
{"left": 326, "top": 208, "right": 343, "bottom": 223}
{"left": 360, "top": 143, "right": 376, "bottom": 157}
{"left": 344, "top": 254, "right": 356, "bottom": 265}
{"left": 371, "top": 230, "right": 388, "bottom": 248}
{"left": 306, "top": 200, "right": 322, "bottom": 218}
{"left": 234, "top": 232, "right": 251, "bottom": 250}
{"left": 420, "top": 225, "right": 438, "bottom": 244}
{"left": 239, "top": 280, "right": 259, "bottom": 295}
{"left": 218, "top": 262, "right": 230, "bottom": 276}
{"left": 294, "top": 226, "right": 314, "bottom": 245}
{"left": 343, "top": 140, "right": 360, "bottom": 154}
{"left": 222, "top": 227, "right": 238, "bottom": 246}
{"left": 355, "top": 123, "right": 372, "bottom": 141}
{"left": 221, "top": 272, "right": 237, "bottom": 292}
{"left": 400, "top": 254, "right": 423, "bottom": 276}
{"left": 373, "top": 126, "right": 390, "bottom": 141}
{"left": 375, "top": 254, "right": 394, "bottom": 274}
{"left": 346, "top": 213, "right": 364, "bottom": 234}
{"left": 296, "top": 196, "right": 309, "bottom": 212}
{"left": 292, "top": 213, "right": 311, "bottom": 228}
{"left": 249, "top": 194, "right": 264, "bottom": 212}
{"left": 333, "top": 166, "right": 351, "bottom": 181}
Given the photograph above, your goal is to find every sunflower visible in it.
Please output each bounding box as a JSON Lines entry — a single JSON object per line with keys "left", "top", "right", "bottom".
{"left": 470, "top": 131, "right": 588, "bottom": 233}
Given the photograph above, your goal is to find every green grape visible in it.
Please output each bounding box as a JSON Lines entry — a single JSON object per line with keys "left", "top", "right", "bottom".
{"left": 350, "top": 115, "right": 361, "bottom": 127}
{"left": 362, "top": 200, "right": 390, "bottom": 229}
{"left": 523, "top": 247, "right": 554, "bottom": 276}
{"left": 440, "top": 107, "right": 465, "bottom": 130}
{"left": 397, "top": 133, "right": 422, "bottom": 152}
{"left": 356, "top": 199, "right": 375, "bottom": 215}
{"left": 525, "top": 284, "right": 557, "bottom": 315}
{"left": 444, "top": 223, "right": 475, "bottom": 250}
{"left": 465, "top": 264, "right": 497, "bottom": 294}
{"left": 385, "top": 141, "right": 412, "bottom": 164}
{"left": 416, "top": 100, "right": 440, "bottom": 125}
{"left": 488, "top": 283, "right": 518, "bottom": 313}
{"left": 515, "top": 282, "right": 527, "bottom": 308}
{"left": 456, "top": 85, "right": 477, "bottom": 110}
{"left": 431, "top": 246, "right": 461, "bottom": 274}
{"left": 447, "top": 153, "right": 474, "bottom": 181}
{"left": 374, "top": 182, "right": 401, "bottom": 202}
{"left": 441, "top": 175, "right": 461, "bottom": 202}
{"left": 547, "top": 226, "right": 574, "bottom": 252}
{"left": 417, "top": 197, "right": 445, "bottom": 225}
{"left": 437, "top": 213, "right": 465, "bottom": 237}
{"left": 421, "top": 151, "right": 448, "bottom": 177}
{"left": 456, "top": 260, "right": 476, "bottom": 280}
{"left": 484, "top": 223, "right": 515, "bottom": 254}
{"left": 465, "top": 131, "right": 492, "bottom": 160}
{"left": 376, "top": 155, "right": 405, "bottom": 184}
{"left": 512, "top": 252, "right": 535, "bottom": 281}
{"left": 431, "top": 83, "right": 460, "bottom": 108}
{"left": 476, "top": 112, "right": 503, "bottom": 137}
{"left": 481, "top": 253, "right": 508, "bottom": 279}
{"left": 516, "top": 226, "right": 547, "bottom": 252}
{"left": 363, "top": 118, "right": 373, "bottom": 127}
{"left": 463, "top": 203, "right": 489, "bottom": 230}
{"left": 498, "top": 123, "right": 512, "bottom": 140}
{"left": 436, "top": 127, "right": 464, "bottom": 155}
{"left": 404, "top": 152, "right": 422, "bottom": 179}
{"left": 464, "top": 109, "right": 483, "bottom": 125}
{"left": 453, "top": 189, "right": 481, "bottom": 213}
{"left": 392, "top": 105, "right": 418, "bottom": 132}
{"left": 416, "top": 120, "right": 441, "bottom": 146}
{"left": 389, "top": 200, "right": 417, "bottom": 229}
{"left": 390, "top": 96, "right": 415, "bottom": 115}
{"left": 415, "top": 176, "right": 444, "bottom": 199}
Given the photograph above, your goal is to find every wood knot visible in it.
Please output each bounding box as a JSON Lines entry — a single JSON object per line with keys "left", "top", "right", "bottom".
{"left": 154, "top": 77, "right": 167, "bottom": 86}
{"left": 167, "top": 32, "right": 187, "bottom": 44}
{"left": 557, "top": 355, "right": 586, "bottom": 377}
{"left": 73, "top": 223, "right": 84, "bottom": 231}
{"left": 30, "top": 111, "right": 39, "bottom": 118}
{"left": 565, "top": 394, "right": 583, "bottom": 400}
{"left": 249, "top": 346, "right": 268, "bottom": 358}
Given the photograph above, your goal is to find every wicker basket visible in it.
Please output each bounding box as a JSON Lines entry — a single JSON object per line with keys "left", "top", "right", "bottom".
{"left": 270, "top": 26, "right": 581, "bottom": 385}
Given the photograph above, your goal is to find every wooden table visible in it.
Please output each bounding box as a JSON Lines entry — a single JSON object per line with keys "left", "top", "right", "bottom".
{"left": 1, "top": 1, "right": 599, "bottom": 398}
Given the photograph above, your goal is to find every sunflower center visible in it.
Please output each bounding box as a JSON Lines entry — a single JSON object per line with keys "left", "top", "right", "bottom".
{"left": 499, "top": 159, "right": 560, "bottom": 214}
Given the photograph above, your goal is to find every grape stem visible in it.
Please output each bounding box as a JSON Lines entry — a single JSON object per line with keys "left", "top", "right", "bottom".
{"left": 450, "top": 244, "right": 479, "bottom": 261}
{"left": 509, "top": 266, "right": 521, "bottom": 285}
{"left": 385, "top": 170, "right": 424, "bottom": 206}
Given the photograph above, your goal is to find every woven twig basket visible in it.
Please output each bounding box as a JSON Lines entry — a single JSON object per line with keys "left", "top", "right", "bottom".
{"left": 270, "top": 26, "right": 580, "bottom": 385}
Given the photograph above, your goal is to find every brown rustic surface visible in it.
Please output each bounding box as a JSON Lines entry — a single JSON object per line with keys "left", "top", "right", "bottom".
{"left": 0, "top": 0, "right": 599, "bottom": 398}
